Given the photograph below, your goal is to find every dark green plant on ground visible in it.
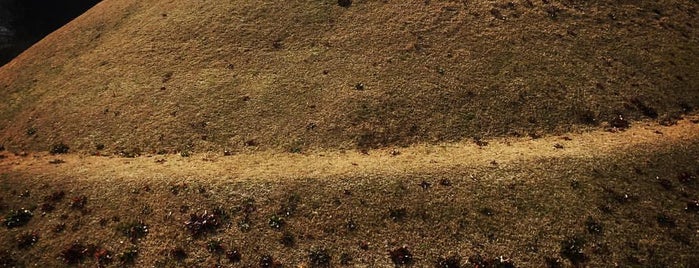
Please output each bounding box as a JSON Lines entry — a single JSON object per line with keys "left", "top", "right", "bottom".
{"left": 4, "top": 209, "right": 33, "bottom": 228}
{"left": 268, "top": 215, "right": 285, "bottom": 229}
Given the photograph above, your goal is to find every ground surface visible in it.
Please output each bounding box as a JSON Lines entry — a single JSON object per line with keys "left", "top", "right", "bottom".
{"left": 1, "top": 117, "right": 698, "bottom": 267}
{"left": 1, "top": 0, "right": 698, "bottom": 267}
{"left": 0, "top": 0, "right": 698, "bottom": 153}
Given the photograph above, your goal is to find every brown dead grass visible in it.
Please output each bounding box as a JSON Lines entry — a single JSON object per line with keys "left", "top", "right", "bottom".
{"left": 0, "top": 0, "right": 697, "bottom": 153}
{"left": 0, "top": 118, "right": 697, "bottom": 267}
{"left": 1, "top": 0, "right": 698, "bottom": 267}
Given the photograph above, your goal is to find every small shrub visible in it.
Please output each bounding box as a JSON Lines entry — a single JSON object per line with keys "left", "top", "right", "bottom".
{"left": 26, "top": 127, "right": 37, "bottom": 136}
{"left": 207, "top": 239, "right": 224, "bottom": 254}
{"left": 259, "top": 254, "right": 281, "bottom": 268}
{"left": 268, "top": 215, "right": 285, "bottom": 229}
{"left": 560, "top": 236, "right": 587, "bottom": 266}
{"left": 608, "top": 115, "right": 630, "bottom": 129}
{"left": 309, "top": 248, "right": 331, "bottom": 267}
{"left": 70, "top": 195, "right": 88, "bottom": 209}
{"left": 16, "top": 231, "right": 39, "bottom": 249}
{"left": 389, "top": 208, "right": 407, "bottom": 222}
{"left": 185, "top": 210, "right": 221, "bottom": 236}
{"left": 226, "top": 249, "right": 241, "bottom": 263}
{"left": 170, "top": 247, "right": 187, "bottom": 261}
{"left": 60, "top": 242, "right": 89, "bottom": 264}
{"left": 118, "top": 247, "right": 139, "bottom": 265}
{"left": 45, "top": 190, "right": 65, "bottom": 202}
{"left": 0, "top": 250, "right": 17, "bottom": 267}
{"left": 686, "top": 200, "right": 699, "bottom": 213}
{"left": 585, "top": 217, "right": 603, "bottom": 235}
{"left": 656, "top": 214, "right": 676, "bottom": 228}
{"left": 50, "top": 143, "right": 70, "bottom": 154}
{"left": 435, "top": 255, "right": 461, "bottom": 268}
{"left": 4, "top": 209, "right": 33, "bottom": 228}
{"left": 94, "top": 247, "right": 113, "bottom": 267}
{"left": 389, "top": 246, "right": 413, "bottom": 266}
{"left": 117, "top": 220, "right": 149, "bottom": 242}
{"left": 281, "top": 232, "right": 295, "bottom": 247}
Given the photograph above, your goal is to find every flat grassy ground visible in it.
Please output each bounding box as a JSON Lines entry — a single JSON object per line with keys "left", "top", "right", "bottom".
{"left": 1, "top": 117, "right": 697, "bottom": 267}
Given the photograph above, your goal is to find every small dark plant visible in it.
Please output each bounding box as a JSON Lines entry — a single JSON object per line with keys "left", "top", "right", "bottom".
{"left": 207, "top": 239, "right": 224, "bottom": 254}
{"left": 226, "top": 249, "right": 241, "bottom": 263}
{"left": 281, "top": 232, "right": 295, "bottom": 247}
{"left": 686, "top": 200, "right": 699, "bottom": 213}
{"left": 117, "top": 220, "right": 149, "bottom": 242}
{"left": 560, "top": 236, "right": 587, "bottom": 266}
{"left": 16, "top": 231, "right": 39, "bottom": 249}
{"left": 585, "top": 217, "right": 603, "bottom": 235}
{"left": 119, "top": 247, "right": 139, "bottom": 265}
{"left": 185, "top": 210, "right": 221, "bottom": 236}
{"left": 94, "top": 247, "right": 113, "bottom": 267}
{"left": 260, "top": 254, "right": 281, "bottom": 268}
{"left": 171, "top": 247, "right": 187, "bottom": 261}
{"left": 608, "top": 115, "right": 630, "bottom": 130}
{"left": 656, "top": 214, "right": 676, "bottom": 228}
{"left": 389, "top": 246, "right": 413, "bottom": 266}
{"left": 268, "top": 215, "right": 285, "bottom": 229}
{"left": 50, "top": 143, "right": 70, "bottom": 154}
{"left": 60, "top": 242, "right": 89, "bottom": 264}
{"left": 309, "top": 248, "right": 331, "bottom": 267}
{"left": 389, "top": 208, "right": 407, "bottom": 222}
{"left": 435, "top": 255, "right": 461, "bottom": 268}
{"left": 4, "top": 209, "right": 32, "bottom": 228}
{"left": 70, "top": 195, "right": 88, "bottom": 209}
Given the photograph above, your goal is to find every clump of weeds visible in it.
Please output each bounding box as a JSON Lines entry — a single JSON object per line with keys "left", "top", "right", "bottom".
{"left": 118, "top": 247, "right": 139, "bottom": 265}
{"left": 207, "top": 239, "right": 224, "bottom": 254}
{"left": 389, "top": 246, "right": 413, "bottom": 266}
{"left": 185, "top": 210, "right": 222, "bottom": 236}
{"left": 435, "top": 255, "right": 461, "bottom": 267}
{"left": 226, "top": 249, "right": 241, "bottom": 263}
{"left": 268, "top": 215, "right": 285, "bottom": 229}
{"left": 50, "top": 143, "right": 70, "bottom": 154}
{"left": 16, "top": 231, "right": 39, "bottom": 249}
{"left": 117, "top": 220, "right": 149, "bottom": 242}
{"left": 389, "top": 207, "right": 407, "bottom": 222}
{"left": 260, "top": 254, "right": 282, "bottom": 267}
{"left": 4, "top": 208, "right": 32, "bottom": 228}
{"left": 59, "top": 242, "right": 89, "bottom": 264}
{"left": 70, "top": 195, "right": 87, "bottom": 210}
{"left": 309, "top": 248, "right": 331, "bottom": 267}
{"left": 93, "top": 246, "right": 113, "bottom": 267}
{"left": 170, "top": 247, "right": 187, "bottom": 261}
{"left": 281, "top": 232, "right": 295, "bottom": 247}
{"left": 560, "top": 236, "right": 588, "bottom": 266}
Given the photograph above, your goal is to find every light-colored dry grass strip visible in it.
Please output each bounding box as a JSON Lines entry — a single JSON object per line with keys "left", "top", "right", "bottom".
{"left": 1, "top": 116, "right": 697, "bottom": 182}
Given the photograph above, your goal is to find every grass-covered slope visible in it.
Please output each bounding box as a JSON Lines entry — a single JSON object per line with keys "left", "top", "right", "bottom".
{"left": 0, "top": 0, "right": 698, "bottom": 154}
{"left": 0, "top": 118, "right": 698, "bottom": 267}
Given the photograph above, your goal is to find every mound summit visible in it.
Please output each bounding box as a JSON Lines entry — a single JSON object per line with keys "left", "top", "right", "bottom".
{"left": 0, "top": 0, "right": 697, "bottom": 154}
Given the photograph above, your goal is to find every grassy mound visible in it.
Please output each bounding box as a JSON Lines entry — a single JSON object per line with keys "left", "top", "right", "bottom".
{"left": 0, "top": 0, "right": 697, "bottom": 155}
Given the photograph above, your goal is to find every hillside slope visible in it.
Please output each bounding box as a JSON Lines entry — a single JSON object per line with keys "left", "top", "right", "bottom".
{"left": 0, "top": 0, "right": 698, "bottom": 154}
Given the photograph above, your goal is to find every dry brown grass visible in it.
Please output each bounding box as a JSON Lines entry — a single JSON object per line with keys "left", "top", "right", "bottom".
{"left": 0, "top": 0, "right": 697, "bottom": 153}
{"left": 1, "top": 0, "right": 698, "bottom": 267}
{"left": 0, "top": 118, "right": 698, "bottom": 267}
